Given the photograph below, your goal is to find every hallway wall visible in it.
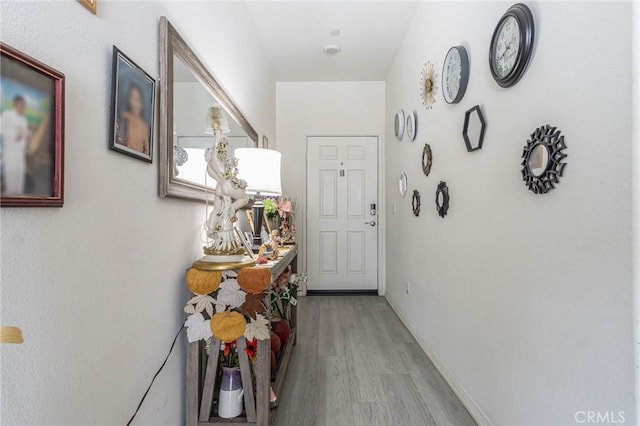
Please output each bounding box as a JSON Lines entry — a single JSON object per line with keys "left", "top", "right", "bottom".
{"left": 0, "top": 2, "right": 275, "bottom": 424}
{"left": 384, "top": 1, "right": 637, "bottom": 424}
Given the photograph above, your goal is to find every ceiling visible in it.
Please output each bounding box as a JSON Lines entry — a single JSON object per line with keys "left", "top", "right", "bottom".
{"left": 246, "top": 1, "right": 420, "bottom": 81}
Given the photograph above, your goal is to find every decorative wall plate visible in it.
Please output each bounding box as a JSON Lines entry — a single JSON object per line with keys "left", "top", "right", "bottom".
{"left": 422, "top": 143, "right": 432, "bottom": 176}
{"left": 394, "top": 110, "right": 406, "bottom": 141}
{"left": 462, "top": 105, "right": 486, "bottom": 152}
{"left": 489, "top": 3, "right": 535, "bottom": 88}
{"left": 406, "top": 111, "right": 417, "bottom": 141}
{"left": 412, "top": 190, "right": 421, "bottom": 217}
{"left": 399, "top": 172, "right": 408, "bottom": 198}
{"left": 521, "top": 125, "right": 567, "bottom": 194}
{"left": 420, "top": 61, "right": 438, "bottom": 109}
{"left": 442, "top": 46, "right": 470, "bottom": 104}
{"left": 435, "top": 181, "right": 449, "bottom": 218}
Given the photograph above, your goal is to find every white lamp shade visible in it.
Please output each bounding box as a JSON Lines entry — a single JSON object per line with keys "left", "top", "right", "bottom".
{"left": 235, "top": 148, "right": 282, "bottom": 196}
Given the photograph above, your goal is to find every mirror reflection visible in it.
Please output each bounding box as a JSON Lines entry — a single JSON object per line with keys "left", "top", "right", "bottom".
{"left": 437, "top": 191, "right": 444, "bottom": 206}
{"left": 172, "top": 55, "right": 251, "bottom": 187}
{"left": 529, "top": 144, "right": 549, "bottom": 177}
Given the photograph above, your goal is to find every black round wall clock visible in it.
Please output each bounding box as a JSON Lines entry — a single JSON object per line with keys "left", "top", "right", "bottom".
{"left": 489, "top": 3, "right": 535, "bottom": 88}
{"left": 442, "top": 46, "right": 469, "bottom": 104}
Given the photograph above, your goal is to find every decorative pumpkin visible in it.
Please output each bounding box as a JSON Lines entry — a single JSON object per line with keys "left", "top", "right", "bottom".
{"left": 238, "top": 268, "right": 271, "bottom": 294}
{"left": 272, "top": 318, "right": 291, "bottom": 344}
{"left": 270, "top": 332, "right": 281, "bottom": 353}
{"left": 186, "top": 268, "right": 221, "bottom": 295}
{"left": 210, "top": 311, "right": 246, "bottom": 343}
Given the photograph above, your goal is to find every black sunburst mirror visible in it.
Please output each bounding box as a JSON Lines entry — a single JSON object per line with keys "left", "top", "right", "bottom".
{"left": 521, "top": 125, "right": 567, "bottom": 194}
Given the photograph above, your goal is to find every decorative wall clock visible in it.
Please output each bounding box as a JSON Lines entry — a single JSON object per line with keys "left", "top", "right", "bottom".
{"left": 399, "top": 172, "right": 408, "bottom": 198}
{"left": 406, "top": 111, "right": 417, "bottom": 141}
{"left": 521, "top": 124, "right": 567, "bottom": 194}
{"left": 435, "top": 181, "right": 450, "bottom": 218}
{"left": 442, "top": 46, "right": 469, "bottom": 104}
{"left": 394, "top": 109, "right": 406, "bottom": 140}
{"left": 412, "top": 190, "right": 421, "bottom": 217}
{"left": 489, "top": 3, "right": 535, "bottom": 88}
{"left": 420, "top": 61, "right": 438, "bottom": 109}
{"left": 422, "top": 143, "right": 432, "bottom": 176}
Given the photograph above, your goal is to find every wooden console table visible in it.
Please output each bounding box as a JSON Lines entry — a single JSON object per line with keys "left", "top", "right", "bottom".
{"left": 186, "top": 246, "right": 298, "bottom": 426}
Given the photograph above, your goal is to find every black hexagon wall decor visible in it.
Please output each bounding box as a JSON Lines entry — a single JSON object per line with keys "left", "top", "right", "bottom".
{"left": 462, "top": 105, "right": 486, "bottom": 152}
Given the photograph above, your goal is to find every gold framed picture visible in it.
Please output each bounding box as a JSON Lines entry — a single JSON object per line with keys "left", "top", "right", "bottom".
{"left": 78, "top": 0, "right": 97, "bottom": 14}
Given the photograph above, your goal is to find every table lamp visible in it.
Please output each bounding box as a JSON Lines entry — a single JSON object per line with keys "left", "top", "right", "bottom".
{"left": 235, "top": 148, "right": 282, "bottom": 249}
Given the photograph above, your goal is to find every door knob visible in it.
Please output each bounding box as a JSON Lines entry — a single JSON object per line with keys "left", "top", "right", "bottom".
{"left": 364, "top": 221, "right": 376, "bottom": 227}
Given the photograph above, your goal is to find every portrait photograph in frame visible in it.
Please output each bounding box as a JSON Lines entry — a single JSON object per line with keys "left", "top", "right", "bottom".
{"left": 109, "top": 46, "right": 155, "bottom": 163}
{"left": 0, "top": 43, "right": 65, "bottom": 207}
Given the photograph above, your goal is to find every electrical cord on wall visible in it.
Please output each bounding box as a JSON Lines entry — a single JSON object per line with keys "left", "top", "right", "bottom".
{"left": 126, "top": 324, "right": 185, "bottom": 426}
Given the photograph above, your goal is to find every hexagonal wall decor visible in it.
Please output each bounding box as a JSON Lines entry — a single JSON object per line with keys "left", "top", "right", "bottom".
{"left": 462, "top": 105, "right": 486, "bottom": 152}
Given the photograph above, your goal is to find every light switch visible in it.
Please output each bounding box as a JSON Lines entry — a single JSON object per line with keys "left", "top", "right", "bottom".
{"left": 392, "top": 202, "right": 397, "bottom": 214}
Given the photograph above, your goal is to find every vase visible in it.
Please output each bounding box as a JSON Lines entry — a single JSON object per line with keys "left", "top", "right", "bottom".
{"left": 218, "top": 367, "right": 243, "bottom": 418}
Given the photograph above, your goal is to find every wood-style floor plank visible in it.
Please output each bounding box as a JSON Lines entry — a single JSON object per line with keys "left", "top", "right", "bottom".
{"left": 274, "top": 296, "right": 476, "bottom": 426}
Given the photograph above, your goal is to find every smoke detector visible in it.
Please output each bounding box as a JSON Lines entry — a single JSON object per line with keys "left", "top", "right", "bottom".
{"left": 323, "top": 44, "right": 342, "bottom": 55}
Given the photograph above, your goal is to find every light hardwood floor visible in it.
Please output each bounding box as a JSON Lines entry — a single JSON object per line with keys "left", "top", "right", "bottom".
{"left": 274, "top": 296, "right": 476, "bottom": 426}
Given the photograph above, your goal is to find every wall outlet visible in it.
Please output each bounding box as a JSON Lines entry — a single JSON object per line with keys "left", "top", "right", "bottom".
{"left": 406, "top": 280, "right": 410, "bottom": 295}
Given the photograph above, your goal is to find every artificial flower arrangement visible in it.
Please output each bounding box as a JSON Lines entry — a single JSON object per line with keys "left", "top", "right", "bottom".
{"left": 276, "top": 197, "right": 296, "bottom": 244}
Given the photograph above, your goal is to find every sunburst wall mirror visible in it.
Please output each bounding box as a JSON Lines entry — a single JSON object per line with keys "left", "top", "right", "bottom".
{"left": 422, "top": 143, "right": 432, "bottom": 176}
{"left": 521, "top": 125, "right": 567, "bottom": 194}
{"left": 420, "top": 61, "right": 438, "bottom": 109}
{"left": 435, "top": 181, "right": 449, "bottom": 218}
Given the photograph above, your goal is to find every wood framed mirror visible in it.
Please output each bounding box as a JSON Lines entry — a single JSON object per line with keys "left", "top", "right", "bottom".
{"left": 158, "top": 17, "right": 258, "bottom": 202}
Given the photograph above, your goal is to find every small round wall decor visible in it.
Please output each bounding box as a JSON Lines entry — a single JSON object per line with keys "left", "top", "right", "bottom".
{"left": 399, "top": 172, "right": 408, "bottom": 198}
{"left": 406, "top": 111, "right": 417, "bottom": 141}
{"left": 435, "top": 181, "right": 449, "bottom": 218}
{"left": 412, "top": 190, "right": 421, "bottom": 217}
{"left": 394, "top": 110, "right": 406, "bottom": 141}
{"left": 521, "top": 125, "right": 567, "bottom": 194}
{"left": 422, "top": 143, "right": 432, "bottom": 177}
{"left": 420, "top": 61, "right": 438, "bottom": 109}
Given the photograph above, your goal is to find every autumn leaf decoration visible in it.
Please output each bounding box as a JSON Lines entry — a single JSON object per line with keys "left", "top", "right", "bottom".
{"left": 244, "top": 314, "right": 270, "bottom": 341}
{"left": 241, "top": 292, "right": 267, "bottom": 320}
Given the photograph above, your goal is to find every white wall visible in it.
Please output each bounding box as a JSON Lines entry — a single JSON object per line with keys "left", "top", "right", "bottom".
{"left": 385, "top": 2, "right": 636, "bottom": 425}
{"left": 275, "top": 81, "right": 385, "bottom": 291}
{"left": 0, "top": 1, "right": 274, "bottom": 425}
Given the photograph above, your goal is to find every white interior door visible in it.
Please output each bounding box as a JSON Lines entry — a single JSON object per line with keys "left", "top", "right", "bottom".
{"left": 306, "top": 136, "right": 378, "bottom": 291}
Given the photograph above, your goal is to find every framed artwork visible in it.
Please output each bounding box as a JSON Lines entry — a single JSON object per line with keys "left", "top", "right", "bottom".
{"left": 109, "top": 46, "right": 155, "bottom": 163}
{"left": 262, "top": 135, "right": 269, "bottom": 148}
{"left": 78, "top": 0, "right": 97, "bottom": 14}
{"left": 0, "top": 43, "right": 65, "bottom": 207}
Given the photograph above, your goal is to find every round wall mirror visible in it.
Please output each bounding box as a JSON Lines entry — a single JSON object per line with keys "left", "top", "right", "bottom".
{"left": 412, "top": 190, "right": 421, "bottom": 216}
{"left": 521, "top": 125, "right": 567, "bottom": 194}
{"left": 435, "top": 181, "right": 450, "bottom": 218}
{"left": 528, "top": 144, "right": 549, "bottom": 177}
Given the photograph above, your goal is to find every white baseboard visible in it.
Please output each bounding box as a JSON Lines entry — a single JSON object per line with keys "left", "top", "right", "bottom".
{"left": 385, "top": 293, "right": 492, "bottom": 426}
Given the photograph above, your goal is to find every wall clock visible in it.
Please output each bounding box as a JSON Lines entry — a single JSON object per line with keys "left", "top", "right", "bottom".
{"left": 406, "top": 111, "right": 417, "bottom": 141}
{"left": 442, "top": 46, "right": 469, "bottom": 104}
{"left": 489, "top": 3, "right": 535, "bottom": 88}
{"left": 420, "top": 61, "right": 438, "bottom": 109}
{"left": 394, "top": 109, "right": 405, "bottom": 140}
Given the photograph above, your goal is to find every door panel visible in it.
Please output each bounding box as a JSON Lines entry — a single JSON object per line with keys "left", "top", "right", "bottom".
{"left": 307, "top": 136, "right": 378, "bottom": 291}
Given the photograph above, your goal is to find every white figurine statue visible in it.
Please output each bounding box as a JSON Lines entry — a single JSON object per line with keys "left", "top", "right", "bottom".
{"left": 203, "top": 106, "right": 249, "bottom": 262}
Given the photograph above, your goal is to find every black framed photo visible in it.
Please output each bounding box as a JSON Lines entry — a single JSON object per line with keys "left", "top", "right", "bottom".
{"left": 109, "top": 46, "right": 155, "bottom": 162}
{"left": 1, "top": 43, "right": 65, "bottom": 207}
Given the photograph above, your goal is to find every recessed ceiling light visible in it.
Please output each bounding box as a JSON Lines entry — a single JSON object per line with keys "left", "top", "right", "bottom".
{"left": 323, "top": 44, "right": 342, "bottom": 55}
{"left": 330, "top": 29, "right": 341, "bottom": 37}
